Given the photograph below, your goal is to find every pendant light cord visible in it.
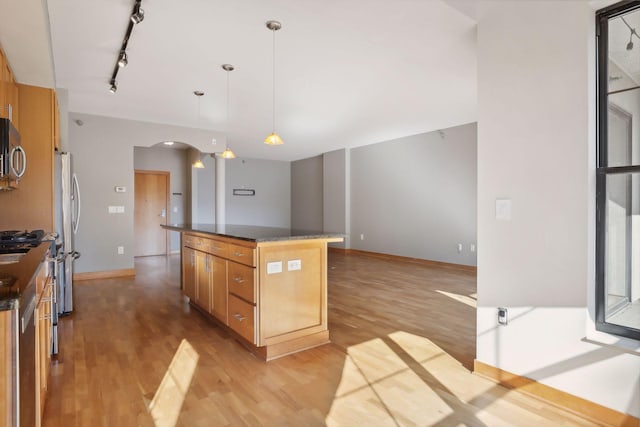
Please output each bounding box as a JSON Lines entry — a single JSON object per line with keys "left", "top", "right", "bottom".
{"left": 272, "top": 27, "right": 276, "bottom": 134}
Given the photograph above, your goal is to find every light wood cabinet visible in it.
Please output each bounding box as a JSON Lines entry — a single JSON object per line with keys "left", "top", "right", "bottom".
{"left": 180, "top": 231, "right": 336, "bottom": 360}
{"left": 0, "top": 45, "right": 19, "bottom": 129}
{"left": 35, "top": 261, "right": 53, "bottom": 427}
{"left": 181, "top": 246, "right": 196, "bottom": 301}
{"left": 195, "top": 251, "right": 211, "bottom": 312}
{"left": 209, "top": 255, "right": 227, "bottom": 325}
{"left": 0, "top": 84, "right": 58, "bottom": 231}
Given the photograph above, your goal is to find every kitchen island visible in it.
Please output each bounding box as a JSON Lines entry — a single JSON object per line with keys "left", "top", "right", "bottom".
{"left": 163, "top": 224, "right": 344, "bottom": 360}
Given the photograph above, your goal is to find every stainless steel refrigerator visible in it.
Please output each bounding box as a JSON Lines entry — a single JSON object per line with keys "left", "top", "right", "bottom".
{"left": 55, "top": 152, "right": 81, "bottom": 316}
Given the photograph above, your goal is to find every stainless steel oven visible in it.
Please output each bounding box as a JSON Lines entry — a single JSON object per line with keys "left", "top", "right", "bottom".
{"left": 0, "top": 117, "right": 26, "bottom": 191}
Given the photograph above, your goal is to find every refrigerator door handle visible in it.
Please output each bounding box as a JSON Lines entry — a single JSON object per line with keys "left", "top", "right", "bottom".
{"left": 72, "top": 173, "right": 81, "bottom": 234}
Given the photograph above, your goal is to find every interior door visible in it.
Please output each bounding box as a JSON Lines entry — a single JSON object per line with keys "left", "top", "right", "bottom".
{"left": 134, "top": 170, "right": 169, "bottom": 257}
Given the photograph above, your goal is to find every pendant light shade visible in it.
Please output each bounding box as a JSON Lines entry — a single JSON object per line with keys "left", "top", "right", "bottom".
{"left": 193, "top": 159, "right": 205, "bottom": 169}
{"left": 264, "top": 132, "right": 284, "bottom": 146}
{"left": 220, "top": 148, "right": 236, "bottom": 159}
{"left": 265, "top": 20, "right": 284, "bottom": 146}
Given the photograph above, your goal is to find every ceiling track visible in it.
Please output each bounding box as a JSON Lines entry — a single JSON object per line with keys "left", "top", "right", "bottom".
{"left": 109, "top": 0, "right": 142, "bottom": 91}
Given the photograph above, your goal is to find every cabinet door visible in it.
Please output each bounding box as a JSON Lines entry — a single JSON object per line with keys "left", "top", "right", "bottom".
{"left": 0, "top": 50, "right": 6, "bottom": 120}
{"left": 195, "top": 252, "right": 211, "bottom": 312}
{"left": 210, "top": 256, "right": 227, "bottom": 325}
{"left": 182, "top": 247, "right": 196, "bottom": 301}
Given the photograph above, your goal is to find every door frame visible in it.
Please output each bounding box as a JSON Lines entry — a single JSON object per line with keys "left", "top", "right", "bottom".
{"left": 134, "top": 169, "right": 170, "bottom": 257}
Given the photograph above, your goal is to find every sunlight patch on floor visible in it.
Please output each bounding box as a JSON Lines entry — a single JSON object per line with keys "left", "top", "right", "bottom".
{"left": 436, "top": 290, "right": 477, "bottom": 308}
{"left": 148, "top": 339, "right": 199, "bottom": 427}
{"left": 325, "top": 336, "right": 453, "bottom": 426}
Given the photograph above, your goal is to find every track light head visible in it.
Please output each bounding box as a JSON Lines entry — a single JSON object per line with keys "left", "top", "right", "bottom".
{"left": 131, "top": 3, "right": 144, "bottom": 24}
{"left": 109, "top": 81, "right": 117, "bottom": 93}
{"left": 118, "top": 51, "right": 128, "bottom": 68}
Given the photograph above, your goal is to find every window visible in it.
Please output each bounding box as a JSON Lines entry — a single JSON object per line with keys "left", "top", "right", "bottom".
{"left": 596, "top": 1, "right": 640, "bottom": 341}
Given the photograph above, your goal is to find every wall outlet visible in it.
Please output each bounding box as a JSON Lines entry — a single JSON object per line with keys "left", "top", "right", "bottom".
{"left": 360, "top": 234, "right": 364, "bottom": 240}
{"left": 288, "top": 259, "right": 302, "bottom": 271}
{"left": 117, "top": 246, "right": 124, "bottom": 255}
{"left": 470, "top": 243, "right": 476, "bottom": 252}
{"left": 457, "top": 243, "right": 463, "bottom": 253}
{"left": 498, "top": 307, "right": 508, "bottom": 325}
{"left": 173, "top": 206, "right": 178, "bottom": 213}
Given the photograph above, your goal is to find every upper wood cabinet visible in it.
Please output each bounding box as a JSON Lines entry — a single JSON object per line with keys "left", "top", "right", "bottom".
{"left": 0, "top": 45, "right": 19, "bottom": 130}
{"left": 0, "top": 84, "right": 58, "bottom": 230}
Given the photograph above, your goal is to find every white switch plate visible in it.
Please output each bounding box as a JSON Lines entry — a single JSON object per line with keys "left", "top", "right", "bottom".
{"left": 108, "top": 206, "right": 117, "bottom": 214}
{"left": 470, "top": 243, "right": 476, "bottom": 252}
{"left": 115, "top": 206, "right": 125, "bottom": 213}
{"left": 288, "top": 259, "right": 302, "bottom": 271}
{"left": 267, "top": 261, "right": 283, "bottom": 274}
{"left": 495, "top": 199, "right": 511, "bottom": 221}
{"left": 117, "top": 246, "right": 124, "bottom": 255}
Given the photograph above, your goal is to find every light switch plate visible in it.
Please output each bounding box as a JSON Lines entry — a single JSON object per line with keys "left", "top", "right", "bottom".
{"left": 495, "top": 199, "right": 511, "bottom": 221}
{"left": 267, "top": 261, "right": 283, "bottom": 274}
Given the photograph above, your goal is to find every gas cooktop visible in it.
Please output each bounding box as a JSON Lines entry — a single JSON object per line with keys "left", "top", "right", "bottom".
{"left": 0, "top": 230, "right": 45, "bottom": 254}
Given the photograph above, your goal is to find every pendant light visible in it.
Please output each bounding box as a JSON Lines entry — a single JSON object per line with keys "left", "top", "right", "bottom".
{"left": 264, "top": 20, "right": 284, "bottom": 146}
{"left": 220, "top": 64, "right": 236, "bottom": 159}
{"left": 192, "top": 91, "right": 206, "bottom": 168}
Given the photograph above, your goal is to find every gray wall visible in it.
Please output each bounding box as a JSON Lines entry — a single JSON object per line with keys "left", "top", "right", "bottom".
{"left": 68, "top": 112, "right": 227, "bottom": 274}
{"left": 226, "top": 158, "right": 291, "bottom": 227}
{"left": 194, "top": 154, "right": 215, "bottom": 224}
{"left": 291, "top": 155, "right": 323, "bottom": 231}
{"left": 323, "top": 149, "right": 350, "bottom": 248}
{"left": 133, "top": 146, "right": 189, "bottom": 253}
{"left": 350, "top": 123, "right": 477, "bottom": 266}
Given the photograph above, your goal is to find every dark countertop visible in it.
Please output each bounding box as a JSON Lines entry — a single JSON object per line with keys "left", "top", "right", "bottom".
{"left": 0, "top": 242, "right": 50, "bottom": 311}
{"left": 163, "top": 223, "right": 345, "bottom": 243}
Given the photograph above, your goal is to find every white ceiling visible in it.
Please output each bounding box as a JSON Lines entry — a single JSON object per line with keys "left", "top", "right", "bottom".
{"left": 3, "top": 0, "right": 477, "bottom": 161}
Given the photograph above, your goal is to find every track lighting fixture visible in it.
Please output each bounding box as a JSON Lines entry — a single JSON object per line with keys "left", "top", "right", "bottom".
{"left": 131, "top": 1, "right": 144, "bottom": 24}
{"left": 622, "top": 16, "right": 638, "bottom": 51}
{"left": 108, "top": 0, "right": 144, "bottom": 93}
{"left": 118, "top": 51, "right": 128, "bottom": 68}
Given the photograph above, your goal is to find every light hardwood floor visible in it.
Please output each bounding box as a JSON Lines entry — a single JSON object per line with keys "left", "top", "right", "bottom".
{"left": 42, "top": 252, "right": 599, "bottom": 426}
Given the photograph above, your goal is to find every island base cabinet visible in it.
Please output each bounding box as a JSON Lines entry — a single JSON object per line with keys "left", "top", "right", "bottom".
{"left": 181, "top": 247, "right": 196, "bottom": 301}
{"left": 209, "top": 255, "right": 228, "bottom": 325}
{"left": 228, "top": 294, "right": 256, "bottom": 344}
{"left": 175, "top": 230, "right": 340, "bottom": 361}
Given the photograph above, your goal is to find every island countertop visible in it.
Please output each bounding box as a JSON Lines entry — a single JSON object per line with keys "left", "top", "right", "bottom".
{"left": 162, "top": 223, "right": 344, "bottom": 243}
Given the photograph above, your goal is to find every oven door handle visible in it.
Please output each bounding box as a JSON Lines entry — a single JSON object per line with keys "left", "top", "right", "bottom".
{"left": 9, "top": 146, "right": 26, "bottom": 179}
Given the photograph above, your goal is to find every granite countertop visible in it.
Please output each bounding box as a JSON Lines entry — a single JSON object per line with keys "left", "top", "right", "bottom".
{"left": 0, "top": 242, "right": 50, "bottom": 311}
{"left": 163, "top": 223, "right": 345, "bottom": 243}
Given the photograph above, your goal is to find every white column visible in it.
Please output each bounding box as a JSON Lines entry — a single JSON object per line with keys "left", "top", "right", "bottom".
{"left": 215, "top": 155, "right": 225, "bottom": 225}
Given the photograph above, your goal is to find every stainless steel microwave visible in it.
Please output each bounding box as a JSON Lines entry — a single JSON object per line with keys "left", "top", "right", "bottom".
{"left": 0, "top": 118, "right": 26, "bottom": 191}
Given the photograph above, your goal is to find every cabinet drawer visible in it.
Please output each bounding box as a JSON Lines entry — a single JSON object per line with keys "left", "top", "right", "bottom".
{"left": 228, "top": 262, "right": 256, "bottom": 303}
{"left": 205, "top": 240, "right": 228, "bottom": 258}
{"left": 183, "top": 234, "right": 200, "bottom": 249}
{"left": 228, "top": 294, "right": 256, "bottom": 344}
{"left": 228, "top": 244, "right": 256, "bottom": 266}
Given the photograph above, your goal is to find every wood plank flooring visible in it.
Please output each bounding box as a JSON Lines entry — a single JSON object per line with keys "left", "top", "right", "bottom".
{"left": 42, "top": 252, "right": 598, "bottom": 426}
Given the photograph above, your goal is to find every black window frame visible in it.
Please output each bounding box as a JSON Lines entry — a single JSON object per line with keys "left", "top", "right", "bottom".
{"left": 596, "top": 0, "right": 640, "bottom": 341}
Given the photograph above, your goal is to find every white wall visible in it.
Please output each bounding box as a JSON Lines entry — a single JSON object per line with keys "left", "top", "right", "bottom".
{"left": 133, "top": 146, "right": 188, "bottom": 253}
{"left": 291, "top": 155, "right": 323, "bottom": 231}
{"left": 225, "top": 158, "right": 291, "bottom": 227}
{"left": 477, "top": 0, "right": 639, "bottom": 417}
{"left": 350, "top": 124, "right": 477, "bottom": 265}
